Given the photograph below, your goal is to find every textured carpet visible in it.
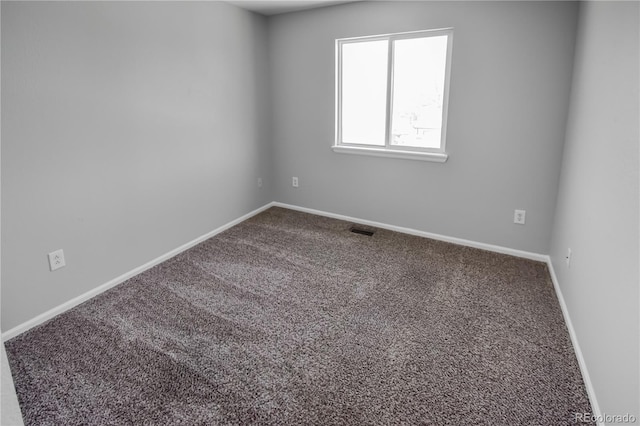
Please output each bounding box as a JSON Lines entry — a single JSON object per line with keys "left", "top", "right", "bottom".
{"left": 6, "top": 207, "right": 593, "bottom": 425}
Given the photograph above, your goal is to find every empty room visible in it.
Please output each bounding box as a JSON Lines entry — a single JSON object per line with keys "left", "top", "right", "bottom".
{"left": 1, "top": 1, "right": 638, "bottom": 425}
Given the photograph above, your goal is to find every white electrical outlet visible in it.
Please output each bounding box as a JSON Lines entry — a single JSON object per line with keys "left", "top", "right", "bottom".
{"left": 257, "top": 177, "right": 263, "bottom": 188}
{"left": 292, "top": 176, "right": 299, "bottom": 188}
{"left": 48, "top": 249, "right": 66, "bottom": 271}
{"left": 566, "top": 248, "right": 572, "bottom": 268}
{"left": 514, "top": 209, "right": 526, "bottom": 225}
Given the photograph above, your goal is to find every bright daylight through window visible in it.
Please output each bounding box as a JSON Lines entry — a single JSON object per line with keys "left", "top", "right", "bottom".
{"left": 334, "top": 29, "right": 453, "bottom": 162}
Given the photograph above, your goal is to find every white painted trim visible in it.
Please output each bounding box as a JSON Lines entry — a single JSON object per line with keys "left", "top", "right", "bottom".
{"left": 272, "top": 202, "right": 601, "bottom": 420}
{"left": 335, "top": 28, "right": 453, "bottom": 157}
{"left": 545, "top": 257, "right": 603, "bottom": 425}
{"left": 2, "top": 202, "right": 276, "bottom": 341}
{"left": 2, "top": 200, "right": 599, "bottom": 425}
{"left": 331, "top": 145, "right": 448, "bottom": 162}
{"left": 272, "top": 202, "right": 547, "bottom": 262}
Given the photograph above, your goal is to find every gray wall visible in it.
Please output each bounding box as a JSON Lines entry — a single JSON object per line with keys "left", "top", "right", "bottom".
{"left": 549, "top": 1, "right": 639, "bottom": 419}
{"left": 1, "top": 343, "right": 24, "bottom": 426}
{"left": 268, "top": 1, "right": 578, "bottom": 254}
{"left": 3, "top": 1, "right": 638, "bottom": 419}
{"left": 1, "top": 1, "right": 273, "bottom": 331}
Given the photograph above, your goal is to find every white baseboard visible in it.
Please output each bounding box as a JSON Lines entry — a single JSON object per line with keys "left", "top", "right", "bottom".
{"left": 272, "top": 202, "right": 547, "bottom": 262}
{"left": 3, "top": 200, "right": 599, "bottom": 424}
{"left": 545, "top": 258, "right": 603, "bottom": 425}
{"left": 1, "top": 201, "right": 544, "bottom": 341}
{"left": 274, "top": 202, "right": 601, "bottom": 422}
{"left": 2, "top": 202, "right": 276, "bottom": 342}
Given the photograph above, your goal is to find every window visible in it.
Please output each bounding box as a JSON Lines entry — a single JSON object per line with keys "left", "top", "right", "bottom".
{"left": 334, "top": 28, "right": 453, "bottom": 162}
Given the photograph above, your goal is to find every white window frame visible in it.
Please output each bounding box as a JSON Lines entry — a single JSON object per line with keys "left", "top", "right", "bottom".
{"left": 333, "top": 28, "right": 454, "bottom": 163}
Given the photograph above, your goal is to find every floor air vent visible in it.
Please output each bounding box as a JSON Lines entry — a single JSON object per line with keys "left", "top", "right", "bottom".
{"left": 350, "top": 226, "right": 375, "bottom": 236}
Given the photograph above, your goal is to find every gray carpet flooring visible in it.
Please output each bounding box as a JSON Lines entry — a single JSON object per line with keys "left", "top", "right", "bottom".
{"left": 6, "top": 207, "right": 593, "bottom": 425}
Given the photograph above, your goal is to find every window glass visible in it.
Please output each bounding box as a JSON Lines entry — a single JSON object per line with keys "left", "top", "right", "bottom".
{"left": 341, "top": 40, "right": 388, "bottom": 146}
{"left": 335, "top": 28, "right": 453, "bottom": 162}
{"left": 390, "top": 35, "right": 448, "bottom": 149}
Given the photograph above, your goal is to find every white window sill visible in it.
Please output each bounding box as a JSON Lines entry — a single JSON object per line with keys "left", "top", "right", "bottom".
{"left": 331, "top": 145, "right": 448, "bottom": 163}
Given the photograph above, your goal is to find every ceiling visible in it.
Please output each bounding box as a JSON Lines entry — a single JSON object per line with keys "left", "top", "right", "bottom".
{"left": 226, "top": 1, "right": 358, "bottom": 16}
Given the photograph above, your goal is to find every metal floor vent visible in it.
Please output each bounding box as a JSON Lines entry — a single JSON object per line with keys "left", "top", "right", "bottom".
{"left": 350, "top": 226, "right": 375, "bottom": 237}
